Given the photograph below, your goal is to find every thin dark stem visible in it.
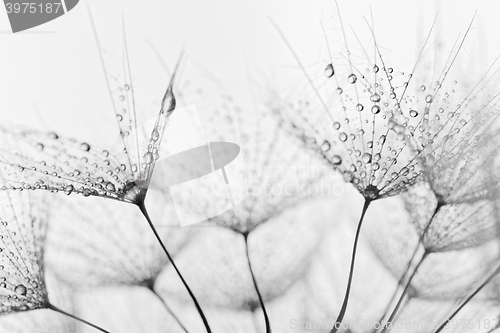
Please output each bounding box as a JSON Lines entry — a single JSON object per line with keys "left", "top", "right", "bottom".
{"left": 434, "top": 265, "right": 500, "bottom": 333}
{"left": 330, "top": 199, "right": 371, "bottom": 333}
{"left": 376, "top": 201, "right": 443, "bottom": 333}
{"left": 371, "top": 244, "right": 421, "bottom": 333}
{"left": 147, "top": 286, "right": 189, "bottom": 333}
{"left": 137, "top": 202, "right": 212, "bottom": 333}
{"left": 46, "top": 303, "right": 111, "bottom": 333}
{"left": 380, "top": 252, "right": 428, "bottom": 333}
{"left": 243, "top": 233, "right": 272, "bottom": 333}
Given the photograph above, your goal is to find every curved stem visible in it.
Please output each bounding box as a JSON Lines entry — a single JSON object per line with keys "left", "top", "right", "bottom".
{"left": 374, "top": 202, "right": 443, "bottom": 333}
{"left": 137, "top": 202, "right": 212, "bottom": 333}
{"left": 147, "top": 286, "right": 189, "bottom": 333}
{"left": 46, "top": 303, "right": 111, "bottom": 333}
{"left": 380, "top": 252, "right": 428, "bottom": 333}
{"left": 434, "top": 265, "right": 500, "bottom": 333}
{"left": 371, "top": 244, "right": 421, "bottom": 333}
{"left": 330, "top": 199, "right": 371, "bottom": 333}
{"left": 244, "top": 233, "right": 272, "bottom": 333}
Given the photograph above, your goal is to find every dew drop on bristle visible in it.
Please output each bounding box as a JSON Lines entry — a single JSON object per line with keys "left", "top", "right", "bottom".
{"left": 324, "top": 63, "right": 334, "bottom": 77}
{"left": 362, "top": 153, "right": 372, "bottom": 164}
{"left": 425, "top": 94, "right": 433, "bottom": 103}
{"left": 410, "top": 110, "right": 418, "bottom": 118}
{"left": 420, "top": 85, "right": 426, "bottom": 91}
{"left": 339, "top": 132, "right": 348, "bottom": 142}
{"left": 348, "top": 74, "right": 357, "bottom": 84}
{"left": 373, "top": 65, "right": 379, "bottom": 73}
{"left": 161, "top": 88, "right": 176, "bottom": 116}
{"left": 336, "top": 87, "right": 343, "bottom": 95}
{"left": 356, "top": 103, "right": 364, "bottom": 112}
{"left": 14, "top": 284, "right": 27, "bottom": 296}
{"left": 47, "top": 132, "right": 59, "bottom": 140}
{"left": 321, "top": 140, "right": 331, "bottom": 152}
{"left": 151, "top": 129, "right": 160, "bottom": 142}
{"left": 106, "top": 182, "right": 116, "bottom": 191}
{"left": 64, "top": 185, "right": 73, "bottom": 195}
{"left": 371, "top": 105, "right": 381, "bottom": 114}
{"left": 332, "top": 155, "right": 342, "bottom": 165}
{"left": 370, "top": 94, "right": 381, "bottom": 102}
{"left": 80, "top": 143, "right": 91, "bottom": 152}
{"left": 144, "top": 152, "right": 154, "bottom": 164}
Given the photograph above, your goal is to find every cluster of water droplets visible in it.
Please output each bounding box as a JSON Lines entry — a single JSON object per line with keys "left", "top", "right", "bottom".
{"left": 0, "top": 125, "right": 143, "bottom": 202}
{"left": 0, "top": 191, "right": 48, "bottom": 313}
{"left": 279, "top": 57, "right": 428, "bottom": 199}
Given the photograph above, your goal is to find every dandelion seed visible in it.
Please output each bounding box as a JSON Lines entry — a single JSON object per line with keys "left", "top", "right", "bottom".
{"left": 0, "top": 190, "right": 110, "bottom": 332}
{"left": 271, "top": 8, "right": 500, "bottom": 333}
{"left": 0, "top": 9, "right": 211, "bottom": 332}
{"left": 45, "top": 193, "right": 190, "bottom": 332}
{"left": 168, "top": 77, "right": 328, "bottom": 333}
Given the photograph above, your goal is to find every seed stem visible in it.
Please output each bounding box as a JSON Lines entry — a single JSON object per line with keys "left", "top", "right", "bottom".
{"left": 147, "top": 285, "right": 189, "bottom": 333}
{"left": 46, "top": 302, "right": 111, "bottom": 333}
{"left": 137, "top": 201, "right": 212, "bottom": 333}
{"left": 379, "top": 252, "right": 428, "bottom": 333}
{"left": 371, "top": 244, "right": 422, "bottom": 333}
{"left": 330, "top": 199, "right": 371, "bottom": 333}
{"left": 433, "top": 265, "right": 500, "bottom": 333}
{"left": 243, "top": 233, "right": 272, "bottom": 333}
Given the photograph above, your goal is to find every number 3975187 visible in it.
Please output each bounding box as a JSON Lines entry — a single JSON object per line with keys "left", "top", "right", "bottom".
{"left": 5, "top": 3, "right": 62, "bottom": 14}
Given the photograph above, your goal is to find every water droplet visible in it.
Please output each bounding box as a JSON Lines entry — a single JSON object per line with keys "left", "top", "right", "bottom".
{"left": 389, "top": 92, "right": 396, "bottom": 99}
{"left": 161, "top": 88, "right": 176, "bottom": 116}
{"left": 80, "top": 143, "right": 91, "bottom": 152}
{"left": 409, "top": 110, "right": 418, "bottom": 118}
{"left": 151, "top": 129, "right": 160, "bottom": 142}
{"left": 387, "top": 67, "right": 393, "bottom": 73}
{"left": 324, "top": 63, "right": 334, "bottom": 77}
{"left": 460, "top": 119, "right": 467, "bottom": 126}
{"left": 336, "top": 87, "right": 343, "bottom": 95}
{"left": 373, "top": 65, "right": 379, "bottom": 73}
{"left": 425, "top": 94, "right": 433, "bottom": 103}
{"left": 339, "top": 132, "right": 348, "bottom": 142}
{"left": 371, "top": 105, "right": 381, "bottom": 114}
{"left": 370, "top": 94, "right": 381, "bottom": 102}
{"left": 372, "top": 162, "right": 380, "bottom": 171}
{"left": 348, "top": 73, "right": 357, "bottom": 84}
{"left": 64, "top": 185, "right": 74, "bottom": 195}
{"left": 48, "top": 132, "right": 59, "bottom": 139}
{"left": 379, "top": 135, "right": 386, "bottom": 145}
{"left": 116, "top": 114, "right": 123, "bottom": 122}
{"left": 362, "top": 153, "right": 372, "bottom": 164}
{"left": 321, "top": 141, "right": 331, "bottom": 152}
{"left": 144, "top": 152, "right": 154, "bottom": 164}
{"left": 420, "top": 85, "right": 426, "bottom": 91}
{"left": 333, "top": 122, "right": 341, "bottom": 130}
{"left": 35, "top": 143, "right": 44, "bottom": 152}
{"left": 14, "top": 284, "right": 27, "bottom": 296}
{"left": 356, "top": 103, "right": 364, "bottom": 112}
{"left": 106, "top": 182, "right": 116, "bottom": 191}
{"left": 332, "top": 155, "right": 342, "bottom": 165}
{"left": 124, "top": 84, "right": 130, "bottom": 91}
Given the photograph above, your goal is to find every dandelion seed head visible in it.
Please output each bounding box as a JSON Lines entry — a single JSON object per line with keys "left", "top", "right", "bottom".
{"left": 0, "top": 190, "right": 48, "bottom": 313}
